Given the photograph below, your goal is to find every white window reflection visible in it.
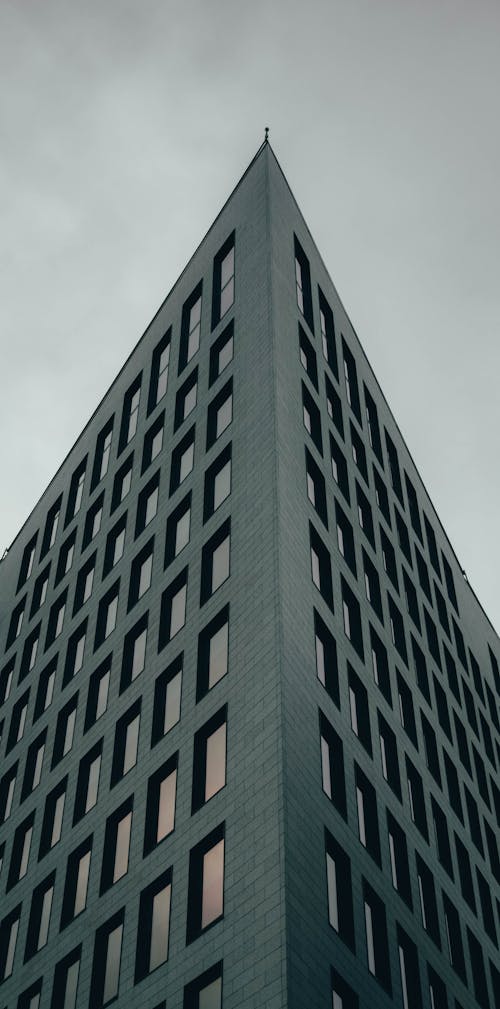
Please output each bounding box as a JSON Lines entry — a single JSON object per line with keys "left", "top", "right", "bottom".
{"left": 213, "top": 459, "right": 231, "bottom": 511}
{"left": 208, "top": 622, "right": 228, "bottom": 689}
{"left": 85, "top": 755, "right": 101, "bottom": 813}
{"left": 170, "top": 584, "right": 186, "bottom": 639}
{"left": 132, "top": 628, "right": 147, "bottom": 680}
{"left": 157, "top": 770, "right": 176, "bottom": 842}
{"left": 200, "top": 977, "right": 222, "bottom": 1009}
{"left": 201, "top": 839, "right": 224, "bottom": 929}
{"left": 102, "top": 923, "right": 122, "bottom": 1005}
{"left": 149, "top": 884, "right": 171, "bottom": 972}
{"left": 74, "top": 850, "right": 91, "bottom": 916}
{"left": 175, "top": 508, "right": 191, "bottom": 556}
{"left": 113, "top": 813, "right": 132, "bottom": 883}
{"left": 211, "top": 537, "right": 230, "bottom": 594}
{"left": 164, "top": 670, "right": 182, "bottom": 734}
{"left": 123, "top": 715, "right": 140, "bottom": 775}
{"left": 205, "top": 723, "right": 226, "bottom": 802}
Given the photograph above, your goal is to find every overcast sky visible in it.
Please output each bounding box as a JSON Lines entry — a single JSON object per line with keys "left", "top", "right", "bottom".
{"left": 1, "top": 0, "right": 499, "bottom": 634}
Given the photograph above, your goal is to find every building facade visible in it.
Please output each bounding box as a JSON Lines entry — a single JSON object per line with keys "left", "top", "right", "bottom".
{"left": 0, "top": 142, "right": 499, "bottom": 1009}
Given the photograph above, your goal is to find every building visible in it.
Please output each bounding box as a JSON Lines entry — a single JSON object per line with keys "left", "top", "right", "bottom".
{"left": 0, "top": 140, "right": 499, "bottom": 1009}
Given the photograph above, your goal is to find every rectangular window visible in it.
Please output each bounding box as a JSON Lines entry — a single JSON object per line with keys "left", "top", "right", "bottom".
{"left": 416, "top": 852, "right": 441, "bottom": 947}
{"left": 184, "top": 962, "right": 223, "bottom": 1009}
{"left": 175, "top": 366, "right": 198, "bottom": 431}
{"left": 6, "top": 689, "right": 30, "bottom": 753}
{"left": 0, "top": 762, "right": 17, "bottom": 822}
{"left": 443, "top": 750, "right": 463, "bottom": 822}
{"left": 294, "top": 235, "right": 314, "bottom": 331}
{"left": 454, "top": 832, "right": 476, "bottom": 912}
{"left": 170, "top": 425, "right": 195, "bottom": 494}
{"left": 421, "top": 713, "right": 442, "bottom": 786}
{"left": 404, "top": 471, "right": 423, "bottom": 541}
{"left": 204, "top": 443, "right": 231, "bottom": 520}
{"left": 433, "top": 674, "right": 452, "bottom": 740}
{"left": 0, "top": 904, "right": 22, "bottom": 981}
{"left": 406, "top": 756, "right": 428, "bottom": 840}
{"left": 144, "top": 754, "right": 178, "bottom": 854}
{"left": 363, "top": 385, "right": 383, "bottom": 464}
{"left": 397, "top": 924, "right": 422, "bottom": 1009}
{"left": 179, "top": 282, "right": 203, "bottom": 373}
{"left": 52, "top": 694, "right": 78, "bottom": 767}
{"left": 31, "top": 564, "right": 50, "bottom": 614}
{"left": 7, "top": 811, "right": 35, "bottom": 889}
{"left": 342, "top": 577, "right": 364, "bottom": 660}
{"left": 431, "top": 796, "right": 454, "bottom": 879}
{"left": 403, "top": 569, "right": 420, "bottom": 631}
{"left": 85, "top": 657, "right": 111, "bottom": 729}
{"left": 120, "top": 612, "right": 148, "bottom": 691}
{"left": 51, "top": 946, "right": 81, "bottom": 1009}
{"left": 17, "top": 533, "right": 38, "bottom": 590}
{"left": 476, "top": 866, "right": 497, "bottom": 944}
{"left": 39, "top": 776, "right": 67, "bottom": 855}
{"left": 325, "top": 373, "right": 344, "bottom": 437}
{"left": 363, "top": 879, "right": 392, "bottom": 993}
{"left": 415, "top": 546, "right": 432, "bottom": 601}
{"left": 465, "top": 785, "right": 484, "bottom": 855}
{"left": 60, "top": 836, "right": 92, "bottom": 926}
{"left": 165, "top": 493, "right": 191, "bottom": 566}
{"left": 331, "top": 969, "right": 358, "bottom": 1009}
{"left": 152, "top": 654, "right": 183, "bottom": 743}
{"left": 142, "top": 410, "right": 165, "bottom": 473}
{"left": 197, "top": 605, "right": 229, "bottom": 700}
{"left": 302, "top": 381, "right": 322, "bottom": 454}
{"left": 442, "top": 891, "right": 467, "bottom": 981}
{"left": 118, "top": 374, "right": 142, "bottom": 452}
{"left": 206, "top": 378, "right": 233, "bottom": 450}
{"left": 355, "top": 481, "right": 375, "bottom": 548}
{"left": 158, "top": 569, "right": 188, "bottom": 647}
{"left": 110, "top": 701, "right": 141, "bottom": 785}
{"left": 209, "top": 320, "right": 233, "bottom": 385}
{"left": 388, "top": 593, "right": 408, "bottom": 665}
{"left": 318, "top": 287, "right": 338, "bottom": 376}
{"left": 384, "top": 429, "right": 404, "bottom": 504}
{"left": 91, "top": 418, "right": 114, "bottom": 489}
{"left": 148, "top": 329, "right": 171, "bottom": 412}
{"left": 424, "top": 513, "right": 441, "bottom": 577}
{"left": 370, "top": 624, "right": 392, "bottom": 704}
{"left": 103, "top": 513, "right": 127, "bottom": 578}
{"left": 442, "top": 553, "right": 459, "bottom": 612}
{"left": 355, "top": 763, "right": 381, "bottom": 864}
{"left": 187, "top": 823, "right": 225, "bottom": 942}
{"left": 319, "top": 711, "right": 346, "bottom": 818}
{"left": 44, "top": 590, "right": 66, "bottom": 647}
{"left": 73, "top": 740, "right": 102, "bottom": 823}
{"left": 306, "top": 447, "right": 328, "bottom": 527}
{"left": 350, "top": 422, "right": 368, "bottom": 483}
{"left": 427, "top": 964, "right": 448, "bottom": 1009}
{"left": 17, "top": 979, "right": 43, "bottom": 1009}
{"left": 348, "top": 665, "right": 372, "bottom": 753}
{"left": 24, "top": 872, "right": 55, "bottom": 959}
{"left": 373, "top": 466, "right": 391, "bottom": 525}
{"left": 335, "top": 498, "right": 356, "bottom": 574}
{"left": 135, "top": 869, "right": 173, "bottom": 980}
{"left": 89, "top": 909, "right": 124, "bottom": 1008}
{"left": 362, "top": 548, "right": 383, "bottom": 622}
{"left": 325, "top": 831, "right": 355, "bottom": 949}
{"left": 82, "top": 492, "right": 104, "bottom": 549}
{"left": 380, "top": 526, "right": 399, "bottom": 591}
{"left": 468, "top": 928, "right": 490, "bottom": 1009}
{"left": 378, "top": 712, "right": 401, "bottom": 798}
{"left": 127, "top": 537, "right": 154, "bottom": 610}
{"left": 73, "top": 553, "right": 96, "bottom": 615}
{"left": 0, "top": 659, "right": 15, "bottom": 706}
{"left": 6, "top": 596, "right": 27, "bottom": 648}
{"left": 63, "top": 621, "right": 87, "bottom": 685}
{"left": 330, "top": 433, "right": 350, "bottom": 503}
{"left": 100, "top": 798, "right": 133, "bottom": 891}
{"left": 314, "top": 609, "right": 340, "bottom": 706}
{"left": 192, "top": 706, "right": 227, "bottom": 812}
{"left": 41, "top": 496, "right": 62, "bottom": 557}
{"left": 341, "top": 337, "right": 362, "bottom": 422}
{"left": 21, "top": 730, "right": 46, "bottom": 798}
{"left": 111, "top": 453, "right": 133, "bottom": 512}
{"left": 200, "top": 519, "right": 230, "bottom": 605}
{"left": 387, "top": 811, "right": 413, "bottom": 907}
{"left": 299, "top": 323, "right": 318, "bottom": 389}
{"left": 310, "top": 523, "right": 334, "bottom": 611}
{"left": 212, "top": 232, "right": 235, "bottom": 327}
{"left": 94, "top": 582, "right": 119, "bottom": 650}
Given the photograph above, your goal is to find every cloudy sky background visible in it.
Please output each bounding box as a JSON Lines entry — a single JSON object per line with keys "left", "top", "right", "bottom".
{"left": 1, "top": 0, "right": 499, "bottom": 632}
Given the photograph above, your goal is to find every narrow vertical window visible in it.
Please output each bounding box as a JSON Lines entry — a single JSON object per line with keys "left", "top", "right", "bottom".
{"left": 294, "top": 235, "right": 314, "bottom": 332}
{"left": 212, "top": 232, "right": 235, "bottom": 328}
{"left": 341, "top": 338, "right": 361, "bottom": 422}
{"left": 170, "top": 426, "right": 195, "bottom": 494}
{"left": 91, "top": 418, "right": 114, "bottom": 489}
{"left": 51, "top": 946, "right": 81, "bottom": 1009}
{"left": 65, "top": 458, "right": 87, "bottom": 525}
{"left": 187, "top": 824, "right": 225, "bottom": 942}
{"left": 206, "top": 378, "right": 233, "bottom": 449}
{"left": 184, "top": 963, "right": 223, "bottom": 1009}
{"left": 110, "top": 701, "right": 141, "bottom": 784}
{"left": 135, "top": 870, "right": 172, "bottom": 980}
{"left": 100, "top": 799, "right": 133, "bottom": 891}
{"left": 200, "top": 520, "right": 230, "bottom": 605}
{"left": 159, "top": 569, "right": 188, "bottom": 648}
{"left": 319, "top": 712, "right": 347, "bottom": 818}
{"left": 17, "top": 533, "right": 38, "bottom": 590}
{"left": 299, "top": 324, "right": 318, "bottom": 389}
{"left": 0, "top": 905, "right": 22, "bottom": 981}
{"left": 209, "top": 320, "right": 234, "bottom": 385}
{"left": 325, "top": 830, "right": 355, "bottom": 949}
{"left": 192, "top": 707, "right": 227, "bottom": 812}
{"left": 41, "top": 496, "right": 62, "bottom": 557}
{"left": 165, "top": 493, "right": 191, "bottom": 566}
{"left": 179, "top": 283, "right": 203, "bottom": 373}
{"left": 152, "top": 655, "right": 183, "bottom": 743}
{"left": 144, "top": 754, "right": 178, "bottom": 854}
{"left": 61, "top": 837, "right": 92, "bottom": 926}
{"left": 111, "top": 453, "right": 133, "bottom": 512}
{"left": 90, "top": 911, "right": 125, "bottom": 1008}
{"left": 142, "top": 411, "right": 165, "bottom": 473}
{"left": 148, "top": 329, "right": 171, "bottom": 412}
{"left": 318, "top": 287, "right": 338, "bottom": 376}
{"left": 204, "top": 444, "right": 232, "bottom": 520}
{"left": 119, "top": 374, "right": 142, "bottom": 452}
{"left": 363, "top": 879, "right": 392, "bottom": 993}
{"left": 24, "top": 873, "right": 55, "bottom": 958}
{"left": 197, "top": 606, "right": 230, "bottom": 700}
{"left": 384, "top": 429, "right": 404, "bottom": 504}
{"left": 314, "top": 609, "right": 340, "bottom": 707}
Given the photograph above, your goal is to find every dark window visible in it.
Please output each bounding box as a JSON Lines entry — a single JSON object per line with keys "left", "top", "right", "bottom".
{"left": 135, "top": 868, "right": 173, "bottom": 981}
{"left": 19, "top": 624, "right": 41, "bottom": 680}
{"left": 355, "top": 764, "right": 381, "bottom": 864}
{"left": 388, "top": 594, "right": 408, "bottom": 664}
{"left": 416, "top": 853, "right": 441, "bottom": 947}
{"left": 473, "top": 746, "right": 490, "bottom": 807}
{"left": 406, "top": 756, "right": 428, "bottom": 840}
{"left": 17, "top": 533, "right": 38, "bottom": 591}
{"left": 342, "top": 579, "right": 364, "bottom": 660}
{"left": 330, "top": 433, "right": 350, "bottom": 503}
{"left": 0, "top": 903, "right": 21, "bottom": 981}
{"left": 203, "top": 443, "right": 231, "bottom": 521}
{"left": 135, "top": 471, "right": 160, "bottom": 538}
{"left": 94, "top": 580, "right": 120, "bottom": 649}
{"left": 186, "top": 822, "right": 225, "bottom": 942}
{"left": 397, "top": 925, "right": 422, "bottom": 1009}
{"left": 302, "top": 382, "right": 322, "bottom": 454}
{"left": 200, "top": 519, "right": 230, "bottom": 605}
{"left": 110, "top": 700, "right": 141, "bottom": 786}
{"left": 60, "top": 835, "right": 93, "bottom": 927}
{"left": 51, "top": 946, "right": 81, "bottom": 1009}
{"left": 468, "top": 928, "right": 490, "bottom": 1009}
{"left": 325, "top": 382, "right": 344, "bottom": 451}
{"left": 415, "top": 546, "right": 432, "bottom": 601}
{"left": 73, "top": 740, "right": 102, "bottom": 824}
{"left": 318, "top": 286, "right": 338, "bottom": 375}
{"left": 7, "top": 811, "right": 35, "bottom": 890}
{"left": 411, "top": 635, "right": 430, "bottom": 703}
{"left": 192, "top": 706, "right": 227, "bottom": 812}
{"left": 304, "top": 447, "right": 327, "bottom": 527}
{"left": 362, "top": 548, "right": 383, "bottom": 622}
{"left": 444, "top": 645, "right": 461, "bottom": 704}
{"left": 143, "top": 753, "right": 178, "bottom": 854}
{"left": 350, "top": 422, "right": 368, "bottom": 483}
{"left": 24, "top": 871, "right": 55, "bottom": 960}
{"left": 85, "top": 656, "right": 111, "bottom": 729}
{"left": 209, "top": 320, "right": 233, "bottom": 386}
{"left": 91, "top": 418, "right": 114, "bottom": 491}
{"left": 485, "top": 681, "right": 499, "bottom": 733}
{"left": 462, "top": 679, "right": 478, "bottom": 737}
{"left": 31, "top": 564, "right": 50, "bottom": 614}
{"left": 465, "top": 785, "right": 484, "bottom": 855}
{"left": 148, "top": 329, "right": 171, "bottom": 413}
{"left": 179, "top": 282, "right": 203, "bottom": 374}
{"left": 184, "top": 962, "right": 223, "bottom": 1009}
{"left": 476, "top": 866, "right": 497, "bottom": 943}
{"left": 197, "top": 606, "right": 229, "bottom": 700}
{"left": 174, "top": 367, "right": 198, "bottom": 431}
{"left": 212, "top": 232, "right": 235, "bottom": 329}
{"left": 73, "top": 552, "right": 96, "bottom": 614}
{"left": 480, "top": 711, "right": 495, "bottom": 767}
{"left": 442, "top": 554, "right": 459, "bottom": 612}
{"left": 452, "top": 616, "right": 468, "bottom": 671}
{"left": 403, "top": 570, "right": 421, "bottom": 631}
{"left": 384, "top": 430, "right": 403, "bottom": 504}
{"left": 325, "top": 830, "right": 355, "bottom": 949}
{"left": 453, "top": 712, "right": 471, "bottom": 774}
{"left": 82, "top": 492, "right": 104, "bottom": 550}
{"left": 387, "top": 811, "right": 412, "bottom": 907}
{"left": 165, "top": 493, "right": 191, "bottom": 567}
{"left": 348, "top": 665, "right": 371, "bottom": 754}
{"left": 488, "top": 644, "right": 500, "bottom": 692}
{"left": 404, "top": 472, "right": 423, "bottom": 541}
{"left": 431, "top": 795, "right": 454, "bottom": 879}
{"left": 169, "top": 425, "right": 195, "bottom": 495}
{"left": 41, "top": 496, "right": 63, "bottom": 558}
{"left": 454, "top": 833, "right": 476, "bottom": 913}
{"left": 395, "top": 507, "right": 412, "bottom": 565}
{"left": 433, "top": 675, "right": 452, "bottom": 741}
{"left": 373, "top": 466, "right": 391, "bottom": 525}
{"left": 6, "top": 689, "right": 30, "bottom": 754}
{"left": 110, "top": 453, "right": 133, "bottom": 513}
{"left": 89, "top": 908, "right": 125, "bottom": 1008}
{"left": 484, "top": 819, "right": 500, "bottom": 882}
{"left": 380, "top": 527, "right": 399, "bottom": 590}
{"left": 319, "top": 711, "right": 347, "bottom": 818}
{"left": 370, "top": 624, "right": 392, "bottom": 703}
{"left": 152, "top": 654, "right": 183, "bottom": 744}
{"left": 34, "top": 658, "right": 57, "bottom": 719}
{"left": 424, "top": 514, "right": 441, "bottom": 578}
{"left": 443, "top": 750, "right": 463, "bottom": 822}
{"left": 121, "top": 611, "right": 148, "bottom": 690}
{"left": 17, "top": 979, "right": 43, "bottom": 1009}
{"left": 118, "top": 374, "right": 142, "bottom": 455}
{"left": 294, "top": 235, "right": 313, "bottom": 331}
{"left": 378, "top": 712, "right": 401, "bottom": 798}
{"left": 21, "top": 730, "right": 47, "bottom": 799}
{"left": 469, "top": 650, "right": 485, "bottom": 704}
{"left": 52, "top": 693, "right": 78, "bottom": 768}
{"left": 0, "top": 658, "right": 15, "bottom": 706}
{"left": 127, "top": 536, "right": 154, "bottom": 610}
{"left": 427, "top": 965, "right": 448, "bottom": 1009}
{"left": 341, "top": 337, "right": 362, "bottom": 422}
{"left": 442, "top": 892, "right": 466, "bottom": 982}
{"left": 0, "top": 761, "right": 18, "bottom": 823}
{"left": 362, "top": 879, "right": 392, "bottom": 993}
{"left": 142, "top": 411, "right": 165, "bottom": 474}
{"left": 45, "top": 589, "right": 67, "bottom": 647}
{"left": 434, "top": 582, "right": 450, "bottom": 638}
{"left": 310, "top": 523, "right": 334, "bottom": 611}
{"left": 314, "top": 610, "right": 340, "bottom": 705}
{"left": 335, "top": 498, "right": 356, "bottom": 574}
{"left": 363, "top": 385, "right": 383, "bottom": 464}
{"left": 298, "top": 323, "right": 318, "bottom": 389}
{"left": 103, "top": 512, "right": 128, "bottom": 577}
{"left": 6, "top": 597, "right": 27, "bottom": 649}
{"left": 100, "top": 797, "right": 133, "bottom": 893}
{"left": 39, "top": 776, "right": 67, "bottom": 856}
{"left": 355, "top": 481, "right": 375, "bottom": 547}
{"left": 62, "top": 620, "right": 87, "bottom": 685}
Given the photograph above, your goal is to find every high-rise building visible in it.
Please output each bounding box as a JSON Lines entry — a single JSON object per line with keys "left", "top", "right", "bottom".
{"left": 0, "top": 140, "right": 499, "bottom": 1009}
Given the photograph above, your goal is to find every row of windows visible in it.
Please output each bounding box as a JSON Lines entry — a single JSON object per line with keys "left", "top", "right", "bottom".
{"left": 11, "top": 232, "right": 235, "bottom": 606}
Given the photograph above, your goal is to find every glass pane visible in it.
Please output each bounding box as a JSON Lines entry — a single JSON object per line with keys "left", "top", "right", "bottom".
{"left": 103, "top": 924, "right": 122, "bottom": 1005}
{"left": 218, "top": 335, "right": 233, "bottom": 375}
{"left": 145, "top": 488, "right": 159, "bottom": 526}
{"left": 51, "top": 792, "right": 65, "bottom": 846}
{"left": 175, "top": 509, "right": 191, "bottom": 555}
{"left": 32, "top": 743, "right": 45, "bottom": 789}
{"left": 151, "top": 429, "right": 163, "bottom": 461}
{"left": 138, "top": 555, "right": 153, "bottom": 597}
{"left": 364, "top": 901, "right": 375, "bottom": 974}
{"left": 321, "top": 737, "right": 332, "bottom": 798}
{"left": 220, "top": 247, "right": 234, "bottom": 288}
{"left": 113, "top": 813, "right": 132, "bottom": 883}
{"left": 211, "top": 537, "right": 230, "bottom": 594}
{"left": 45, "top": 670, "right": 55, "bottom": 709}
{"left": 74, "top": 850, "right": 91, "bottom": 916}
{"left": 326, "top": 853, "right": 338, "bottom": 929}
{"left": 74, "top": 634, "right": 85, "bottom": 674}
{"left": 179, "top": 443, "right": 194, "bottom": 483}
{"left": 205, "top": 723, "right": 226, "bottom": 801}
{"left": 149, "top": 884, "right": 171, "bottom": 972}
{"left": 216, "top": 395, "right": 232, "bottom": 438}
{"left": 157, "top": 770, "right": 176, "bottom": 841}
{"left": 132, "top": 628, "right": 147, "bottom": 679}
{"left": 63, "top": 959, "right": 80, "bottom": 1009}
{"left": 201, "top": 839, "right": 224, "bottom": 928}
{"left": 183, "top": 383, "right": 197, "bottom": 419}
{"left": 96, "top": 670, "right": 110, "bottom": 719}
{"left": 199, "top": 977, "right": 222, "bottom": 1009}
{"left": 5, "top": 917, "right": 19, "bottom": 977}
{"left": 19, "top": 826, "right": 33, "bottom": 878}
{"left": 213, "top": 460, "right": 231, "bottom": 511}
{"left": 85, "top": 755, "right": 101, "bottom": 812}
{"left": 208, "top": 622, "right": 228, "bottom": 689}
{"left": 164, "top": 671, "right": 182, "bottom": 733}
{"left": 113, "top": 530, "right": 125, "bottom": 565}
{"left": 64, "top": 709, "right": 76, "bottom": 755}
{"left": 37, "top": 885, "right": 53, "bottom": 949}
{"left": 315, "top": 634, "right": 326, "bottom": 685}
{"left": 187, "top": 325, "right": 200, "bottom": 361}
{"left": 220, "top": 277, "right": 234, "bottom": 318}
{"left": 170, "top": 585, "right": 186, "bottom": 638}
{"left": 190, "top": 297, "right": 202, "bottom": 329}
{"left": 123, "top": 715, "right": 140, "bottom": 775}
{"left": 105, "top": 597, "right": 118, "bottom": 638}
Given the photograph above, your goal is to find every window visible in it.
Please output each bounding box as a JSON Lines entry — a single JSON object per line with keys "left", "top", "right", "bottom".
{"left": 165, "top": 493, "right": 191, "bottom": 566}
{"left": 94, "top": 581, "right": 119, "bottom": 648}
{"left": 111, "top": 453, "right": 133, "bottom": 512}
{"left": 363, "top": 385, "right": 383, "bottom": 463}
{"left": 179, "top": 282, "right": 203, "bottom": 372}
{"left": 63, "top": 621, "right": 87, "bottom": 684}
{"left": 175, "top": 367, "right": 198, "bottom": 430}
{"left": 416, "top": 852, "right": 441, "bottom": 947}
{"left": 388, "top": 593, "right": 408, "bottom": 664}
{"left": 197, "top": 606, "right": 229, "bottom": 699}
{"left": 434, "top": 581, "right": 451, "bottom": 638}
{"left": 373, "top": 466, "right": 391, "bottom": 524}
{"left": 443, "top": 750, "right": 463, "bottom": 822}
{"left": 17, "top": 533, "right": 38, "bottom": 590}
{"left": 142, "top": 411, "right": 165, "bottom": 473}
{"left": 362, "top": 548, "right": 383, "bottom": 622}
{"left": 187, "top": 823, "right": 225, "bottom": 942}
{"left": 209, "top": 320, "right": 233, "bottom": 385}
{"left": 200, "top": 519, "right": 230, "bottom": 605}
{"left": 442, "top": 892, "right": 467, "bottom": 981}
{"left": 51, "top": 946, "right": 81, "bottom": 1009}
{"left": 476, "top": 866, "right": 497, "bottom": 943}
{"left": 92, "top": 419, "right": 114, "bottom": 487}
{"left": 325, "top": 373, "right": 344, "bottom": 436}
{"left": 135, "top": 869, "right": 172, "bottom": 980}
{"left": 24, "top": 872, "right": 55, "bottom": 959}
{"left": 73, "top": 553, "right": 96, "bottom": 614}
{"left": 56, "top": 530, "right": 76, "bottom": 583}
{"left": 330, "top": 433, "right": 350, "bottom": 502}
{"left": 89, "top": 910, "right": 124, "bottom": 1007}
{"left": 387, "top": 811, "right": 413, "bottom": 907}
{"left": 0, "top": 658, "right": 14, "bottom": 706}
{"left": 406, "top": 756, "right": 428, "bottom": 840}
{"left": 7, "top": 811, "right": 35, "bottom": 889}
{"left": 85, "top": 657, "right": 111, "bottom": 728}
{"left": 65, "top": 458, "right": 87, "bottom": 525}
{"left": 415, "top": 545, "right": 432, "bottom": 601}
{"left": 318, "top": 286, "right": 338, "bottom": 375}
{"left": 433, "top": 675, "right": 452, "bottom": 740}
{"left": 421, "top": 714, "right": 442, "bottom": 786}
{"left": 469, "top": 649, "right": 485, "bottom": 704}
{"left": 148, "top": 329, "right": 171, "bottom": 412}
{"left": 20, "top": 625, "right": 41, "bottom": 680}
{"left": 39, "top": 777, "right": 67, "bottom": 855}
{"left": 442, "top": 553, "right": 459, "bottom": 612}
{"left": 82, "top": 492, "right": 104, "bottom": 549}
{"left": 403, "top": 569, "right": 420, "bottom": 631}
{"left": 348, "top": 665, "right": 372, "bottom": 753}
{"left": 404, "top": 471, "right": 423, "bottom": 541}
{"left": 110, "top": 701, "right": 141, "bottom": 785}
{"left": 192, "top": 706, "right": 227, "bottom": 812}
{"left": 31, "top": 565, "right": 50, "bottom": 614}
{"left": 0, "top": 904, "right": 21, "bottom": 981}
{"left": 103, "top": 513, "right": 127, "bottom": 575}
{"left": 184, "top": 962, "right": 223, "bottom": 1009}
{"left": 454, "top": 833, "right": 476, "bottom": 912}
{"left": 152, "top": 654, "right": 183, "bottom": 743}
{"left": 341, "top": 577, "right": 364, "bottom": 660}
{"left": 7, "top": 689, "right": 30, "bottom": 753}
{"left": 206, "top": 378, "right": 232, "bottom": 450}
{"left": 302, "top": 381, "right": 322, "bottom": 453}
{"left": 384, "top": 429, "right": 404, "bottom": 504}
{"left": 325, "top": 831, "right": 355, "bottom": 948}
{"left": 378, "top": 712, "right": 401, "bottom": 798}
{"left": 319, "top": 711, "right": 346, "bottom": 818}
{"left": 409, "top": 641, "right": 430, "bottom": 712}
{"left": 118, "top": 374, "right": 142, "bottom": 452}
{"left": 355, "top": 764, "right": 381, "bottom": 864}
{"left": 144, "top": 754, "right": 178, "bottom": 853}
{"left": 17, "top": 979, "right": 43, "bottom": 1009}
{"left": 41, "top": 496, "right": 62, "bottom": 557}
{"left": 60, "top": 836, "right": 92, "bottom": 926}
{"left": 334, "top": 499, "right": 356, "bottom": 574}
{"left": 100, "top": 798, "right": 133, "bottom": 891}
{"left": 6, "top": 596, "right": 26, "bottom": 648}
{"left": 397, "top": 925, "right": 422, "bottom": 1009}
{"left": 468, "top": 929, "right": 490, "bottom": 1009}
{"left": 294, "top": 235, "right": 313, "bottom": 331}
{"left": 350, "top": 422, "right": 368, "bottom": 483}
{"left": 0, "top": 762, "right": 17, "bottom": 823}
{"left": 363, "top": 879, "right": 392, "bottom": 993}
{"left": 314, "top": 609, "right": 340, "bottom": 706}
{"left": 424, "top": 513, "right": 441, "bottom": 577}
{"left": 204, "top": 443, "right": 231, "bottom": 520}
{"left": 212, "top": 232, "right": 235, "bottom": 326}
{"left": 428, "top": 965, "right": 448, "bottom": 1009}
{"left": 355, "top": 481, "right": 375, "bottom": 547}
{"left": 431, "top": 796, "right": 454, "bottom": 879}
{"left": 120, "top": 612, "right": 148, "bottom": 689}
{"left": 395, "top": 507, "right": 412, "bottom": 566}
{"left": 159, "top": 568, "right": 188, "bottom": 648}
{"left": 380, "top": 526, "right": 398, "bottom": 590}
{"left": 306, "top": 447, "right": 328, "bottom": 527}
{"left": 370, "top": 624, "right": 392, "bottom": 704}
{"left": 170, "top": 426, "right": 195, "bottom": 494}
{"left": 21, "top": 730, "right": 46, "bottom": 798}
{"left": 464, "top": 785, "right": 484, "bottom": 855}
{"left": 45, "top": 589, "right": 67, "bottom": 647}
{"left": 73, "top": 740, "right": 102, "bottom": 823}
{"left": 52, "top": 694, "right": 78, "bottom": 767}
{"left": 462, "top": 678, "right": 478, "bottom": 736}
{"left": 309, "top": 523, "right": 334, "bottom": 610}
{"left": 341, "top": 337, "right": 361, "bottom": 422}
{"left": 128, "top": 537, "right": 154, "bottom": 609}
{"left": 299, "top": 323, "right": 318, "bottom": 389}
